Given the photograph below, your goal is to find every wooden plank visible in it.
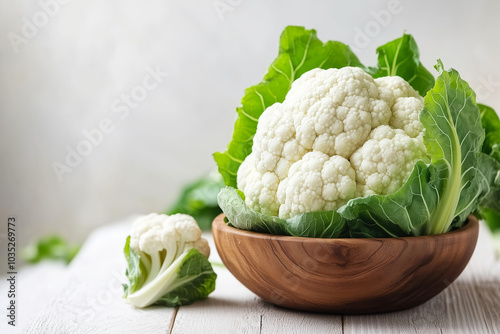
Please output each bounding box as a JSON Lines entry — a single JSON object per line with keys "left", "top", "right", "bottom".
{"left": 171, "top": 234, "right": 343, "bottom": 334}
{"left": 260, "top": 306, "right": 343, "bottom": 334}
{"left": 22, "top": 218, "right": 173, "bottom": 334}
{"left": 343, "top": 223, "right": 500, "bottom": 334}
{"left": 171, "top": 265, "right": 264, "bottom": 334}
{"left": 172, "top": 266, "right": 343, "bottom": 334}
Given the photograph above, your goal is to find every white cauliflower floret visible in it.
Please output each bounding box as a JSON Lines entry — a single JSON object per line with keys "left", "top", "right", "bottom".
{"left": 237, "top": 154, "right": 281, "bottom": 216}
{"left": 376, "top": 76, "right": 424, "bottom": 138}
{"left": 375, "top": 76, "right": 421, "bottom": 107}
{"left": 171, "top": 214, "right": 202, "bottom": 242}
{"left": 130, "top": 213, "right": 166, "bottom": 253}
{"left": 370, "top": 99, "right": 392, "bottom": 128}
{"left": 390, "top": 97, "right": 424, "bottom": 138}
{"left": 237, "top": 67, "right": 428, "bottom": 219}
{"left": 253, "top": 104, "right": 310, "bottom": 179}
{"left": 129, "top": 213, "right": 209, "bottom": 260}
{"left": 351, "top": 125, "right": 428, "bottom": 196}
{"left": 277, "top": 152, "right": 356, "bottom": 218}
{"left": 291, "top": 67, "right": 388, "bottom": 157}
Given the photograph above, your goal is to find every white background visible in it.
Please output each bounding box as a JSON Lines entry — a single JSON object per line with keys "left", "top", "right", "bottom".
{"left": 1, "top": 0, "right": 499, "bottom": 246}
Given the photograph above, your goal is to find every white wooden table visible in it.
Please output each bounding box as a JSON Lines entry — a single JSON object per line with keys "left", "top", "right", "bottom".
{"left": 9, "top": 218, "right": 500, "bottom": 333}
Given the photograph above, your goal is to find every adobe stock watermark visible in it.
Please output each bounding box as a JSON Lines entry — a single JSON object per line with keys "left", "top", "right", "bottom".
{"left": 475, "top": 74, "right": 499, "bottom": 100}
{"left": 213, "top": 0, "right": 243, "bottom": 21}
{"left": 7, "top": 0, "right": 71, "bottom": 54}
{"left": 52, "top": 270, "right": 124, "bottom": 328}
{"left": 352, "top": 0, "right": 409, "bottom": 51}
{"left": 51, "top": 65, "right": 168, "bottom": 182}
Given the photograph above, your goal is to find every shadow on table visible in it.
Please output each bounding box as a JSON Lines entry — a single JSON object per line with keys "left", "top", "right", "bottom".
{"left": 186, "top": 295, "right": 262, "bottom": 310}
{"left": 344, "top": 278, "right": 500, "bottom": 333}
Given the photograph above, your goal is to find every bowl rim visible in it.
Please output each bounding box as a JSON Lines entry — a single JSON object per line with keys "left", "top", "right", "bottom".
{"left": 212, "top": 213, "right": 479, "bottom": 243}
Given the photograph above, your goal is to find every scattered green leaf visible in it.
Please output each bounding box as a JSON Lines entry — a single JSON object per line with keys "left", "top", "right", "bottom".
{"left": 21, "top": 235, "right": 80, "bottom": 264}
{"left": 167, "top": 172, "right": 224, "bottom": 230}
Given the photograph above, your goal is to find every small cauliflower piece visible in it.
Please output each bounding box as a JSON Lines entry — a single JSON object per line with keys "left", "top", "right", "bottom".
{"left": 237, "top": 66, "right": 428, "bottom": 218}
{"left": 351, "top": 125, "right": 428, "bottom": 196}
{"left": 123, "top": 213, "right": 216, "bottom": 308}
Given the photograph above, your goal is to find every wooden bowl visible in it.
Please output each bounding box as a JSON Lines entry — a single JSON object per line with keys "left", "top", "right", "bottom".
{"left": 212, "top": 214, "right": 479, "bottom": 314}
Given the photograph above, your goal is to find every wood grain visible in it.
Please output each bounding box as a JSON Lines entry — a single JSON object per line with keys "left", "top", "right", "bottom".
{"left": 212, "top": 214, "right": 479, "bottom": 314}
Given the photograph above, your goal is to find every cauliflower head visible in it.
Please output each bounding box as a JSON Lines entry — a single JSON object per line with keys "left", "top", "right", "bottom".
{"left": 237, "top": 67, "right": 428, "bottom": 219}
